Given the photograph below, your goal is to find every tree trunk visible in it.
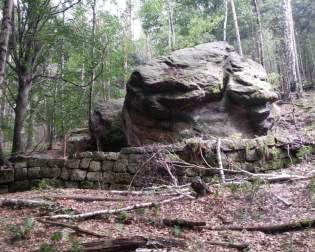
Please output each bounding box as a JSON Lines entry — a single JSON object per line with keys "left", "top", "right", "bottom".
{"left": 12, "top": 77, "right": 32, "bottom": 155}
{"left": 26, "top": 104, "right": 34, "bottom": 151}
{"left": 167, "top": 0, "right": 175, "bottom": 51}
{"left": 230, "top": 0, "right": 243, "bottom": 57}
{"left": 251, "top": 0, "right": 264, "bottom": 66}
{"left": 283, "top": 0, "right": 302, "bottom": 98}
{"left": 223, "top": 0, "right": 228, "bottom": 42}
{"left": 88, "top": 0, "right": 97, "bottom": 122}
{"left": 0, "top": 0, "right": 14, "bottom": 165}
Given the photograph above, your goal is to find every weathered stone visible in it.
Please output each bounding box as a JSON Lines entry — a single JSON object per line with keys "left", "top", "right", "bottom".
{"left": 185, "top": 168, "right": 198, "bottom": 177}
{"left": 102, "top": 172, "right": 115, "bottom": 183}
{"left": 86, "top": 172, "right": 102, "bottom": 181}
{"left": 80, "top": 181, "right": 97, "bottom": 189}
{"left": 9, "top": 180, "right": 30, "bottom": 192}
{"left": 0, "top": 169, "right": 14, "bottom": 184}
{"left": 226, "top": 151, "right": 245, "bottom": 162}
{"left": 245, "top": 149, "right": 259, "bottom": 162}
{"left": 127, "top": 163, "right": 139, "bottom": 175}
{"left": 70, "top": 169, "right": 87, "bottom": 181}
{"left": 40, "top": 167, "right": 61, "bottom": 178}
{"left": 128, "top": 154, "right": 142, "bottom": 164}
{"left": 47, "top": 159, "right": 65, "bottom": 168}
{"left": 113, "top": 156, "right": 128, "bottom": 173}
{"left": 76, "top": 151, "right": 94, "bottom": 159}
{"left": 66, "top": 128, "right": 94, "bottom": 155}
{"left": 102, "top": 161, "right": 114, "bottom": 171}
{"left": 112, "top": 173, "right": 133, "bottom": 185}
{"left": 60, "top": 168, "right": 71, "bottom": 180}
{"left": 28, "top": 167, "right": 41, "bottom": 179}
{"left": 14, "top": 167, "right": 28, "bottom": 180}
{"left": 28, "top": 158, "right": 47, "bottom": 167}
{"left": 123, "top": 42, "right": 277, "bottom": 146}
{"left": 65, "top": 159, "right": 80, "bottom": 169}
{"left": 89, "top": 161, "right": 101, "bottom": 172}
{"left": 90, "top": 99, "right": 127, "bottom": 152}
{"left": 80, "top": 158, "right": 91, "bottom": 169}
{"left": 14, "top": 162, "right": 28, "bottom": 169}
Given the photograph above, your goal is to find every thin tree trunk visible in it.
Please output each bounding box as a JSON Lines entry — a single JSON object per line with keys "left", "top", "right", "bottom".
{"left": 223, "top": 0, "right": 228, "bottom": 42}
{"left": 12, "top": 77, "right": 32, "bottom": 155}
{"left": 167, "top": 0, "right": 175, "bottom": 50}
{"left": 88, "top": 0, "right": 97, "bottom": 123}
{"left": 252, "top": 0, "right": 264, "bottom": 66}
{"left": 283, "top": 0, "right": 302, "bottom": 98}
{"left": 0, "top": 0, "right": 14, "bottom": 165}
{"left": 230, "top": 0, "right": 243, "bottom": 57}
{"left": 26, "top": 104, "right": 34, "bottom": 150}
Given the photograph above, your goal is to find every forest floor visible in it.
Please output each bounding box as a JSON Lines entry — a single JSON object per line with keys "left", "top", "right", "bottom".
{"left": 0, "top": 91, "right": 314, "bottom": 252}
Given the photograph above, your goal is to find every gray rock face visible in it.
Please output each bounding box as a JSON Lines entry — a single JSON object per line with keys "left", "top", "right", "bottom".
{"left": 90, "top": 99, "right": 127, "bottom": 151}
{"left": 123, "top": 42, "right": 278, "bottom": 146}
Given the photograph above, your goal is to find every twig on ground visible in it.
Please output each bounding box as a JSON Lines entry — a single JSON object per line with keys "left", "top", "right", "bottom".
{"left": 216, "top": 138, "right": 225, "bottom": 183}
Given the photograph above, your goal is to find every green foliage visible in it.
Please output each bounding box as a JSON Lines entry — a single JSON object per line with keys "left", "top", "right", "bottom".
{"left": 296, "top": 146, "right": 314, "bottom": 160}
{"left": 135, "top": 207, "right": 146, "bottom": 215}
{"left": 171, "top": 225, "right": 182, "bottom": 237}
{"left": 34, "top": 179, "right": 56, "bottom": 190}
{"left": 116, "top": 211, "right": 129, "bottom": 223}
{"left": 8, "top": 217, "right": 34, "bottom": 243}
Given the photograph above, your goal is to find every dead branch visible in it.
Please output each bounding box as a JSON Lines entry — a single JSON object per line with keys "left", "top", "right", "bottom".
{"left": 80, "top": 236, "right": 186, "bottom": 251}
{"left": 38, "top": 219, "right": 106, "bottom": 238}
{"left": 207, "top": 218, "right": 315, "bottom": 233}
{"left": 0, "top": 198, "right": 57, "bottom": 209}
{"left": 161, "top": 218, "right": 206, "bottom": 229}
{"left": 47, "top": 195, "right": 125, "bottom": 202}
{"left": 50, "top": 195, "right": 189, "bottom": 220}
{"left": 271, "top": 192, "right": 292, "bottom": 207}
{"left": 209, "top": 241, "right": 249, "bottom": 250}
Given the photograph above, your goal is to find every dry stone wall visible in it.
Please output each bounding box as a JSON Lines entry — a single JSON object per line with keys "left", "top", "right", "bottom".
{"left": 0, "top": 136, "right": 314, "bottom": 193}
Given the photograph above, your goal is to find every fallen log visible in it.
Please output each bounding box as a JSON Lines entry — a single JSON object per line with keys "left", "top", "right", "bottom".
{"left": 162, "top": 218, "right": 206, "bottom": 229}
{"left": 47, "top": 195, "right": 125, "bottom": 202}
{"left": 0, "top": 198, "right": 57, "bottom": 209}
{"left": 207, "top": 219, "right": 315, "bottom": 233}
{"left": 209, "top": 241, "right": 249, "bottom": 250}
{"left": 50, "top": 195, "right": 188, "bottom": 220}
{"left": 38, "top": 219, "right": 106, "bottom": 238}
{"left": 80, "top": 236, "right": 186, "bottom": 252}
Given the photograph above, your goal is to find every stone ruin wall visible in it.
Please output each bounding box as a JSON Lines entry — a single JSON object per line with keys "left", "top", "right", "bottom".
{"left": 0, "top": 135, "right": 314, "bottom": 193}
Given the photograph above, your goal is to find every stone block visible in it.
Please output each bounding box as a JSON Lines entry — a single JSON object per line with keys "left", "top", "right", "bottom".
{"left": 28, "top": 158, "right": 47, "bottom": 167}
{"left": 102, "top": 161, "right": 114, "bottom": 171}
{"left": 112, "top": 173, "right": 132, "bottom": 185}
{"left": 76, "top": 152, "right": 93, "bottom": 158}
{"left": 70, "top": 169, "right": 87, "bottom": 181}
{"left": 65, "top": 159, "right": 80, "bottom": 169}
{"left": 9, "top": 180, "right": 30, "bottom": 192}
{"left": 128, "top": 154, "right": 142, "bottom": 164}
{"left": 102, "top": 172, "right": 114, "bottom": 183}
{"left": 245, "top": 149, "right": 259, "bottom": 162}
{"left": 47, "top": 159, "right": 65, "bottom": 168}
{"left": 226, "top": 151, "right": 245, "bottom": 162}
{"left": 14, "top": 161, "right": 28, "bottom": 169}
{"left": 14, "top": 167, "right": 28, "bottom": 180}
{"left": 127, "top": 163, "right": 139, "bottom": 175}
{"left": 0, "top": 169, "right": 14, "bottom": 184}
{"left": 113, "top": 158, "right": 128, "bottom": 173}
{"left": 86, "top": 172, "right": 102, "bottom": 181}
{"left": 80, "top": 158, "right": 91, "bottom": 169}
{"left": 89, "top": 161, "right": 101, "bottom": 172}
{"left": 28, "top": 167, "right": 41, "bottom": 179}
{"left": 60, "top": 168, "right": 71, "bottom": 180}
{"left": 40, "top": 167, "right": 61, "bottom": 178}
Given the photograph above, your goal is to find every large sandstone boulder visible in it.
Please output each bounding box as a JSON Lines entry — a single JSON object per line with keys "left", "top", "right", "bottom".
{"left": 122, "top": 42, "right": 278, "bottom": 146}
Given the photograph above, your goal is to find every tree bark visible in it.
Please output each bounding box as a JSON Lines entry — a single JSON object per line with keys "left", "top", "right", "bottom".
{"left": 230, "top": 0, "right": 243, "bottom": 57}
{"left": 0, "top": 0, "right": 14, "bottom": 165}
{"left": 12, "top": 76, "right": 32, "bottom": 155}
{"left": 251, "top": 0, "right": 264, "bottom": 66}
{"left": 223, "top": 0, "right": 228, "bottom": 42}
{"left": 167, "top": 0, "right": 176, "bottom": 51}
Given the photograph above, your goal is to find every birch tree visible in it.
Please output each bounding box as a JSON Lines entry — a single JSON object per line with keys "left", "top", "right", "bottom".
{"left": 251, "top": 0, "right": 264, "bottom": 66}
{"left": 0, "top": 0, "right": 14, "bottom": 165}
{"left": 223, "top": 0, "right": 228, "bottom": 42}
{"left": 230, "top": 0, "right": 243, "bottom": 57}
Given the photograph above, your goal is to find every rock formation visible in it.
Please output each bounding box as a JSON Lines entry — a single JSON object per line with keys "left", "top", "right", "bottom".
{"left": 122, "top": 41, "right": 278, "bottom": 146}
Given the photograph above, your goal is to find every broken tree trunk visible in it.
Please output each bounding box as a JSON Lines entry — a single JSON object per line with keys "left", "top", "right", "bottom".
{"left": 80, "top": 236, "right": 186, "bottom": 252}
{"left": 207, "top": 218, "right": 315, "bottom": 233}
{"left": 48, "top": 195, "right": 125, "bottom": 202}
{"left": 162, "top": 218, "right": 206, "bottom": 229}
{"left": 0, "top": 198, "right": 57, "bottom": 209}
{"left": 50, "top": 195, "right": 188, "bottom": 220}
{"left": 38, "top": 219, "right": 106, "bottom": 238}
